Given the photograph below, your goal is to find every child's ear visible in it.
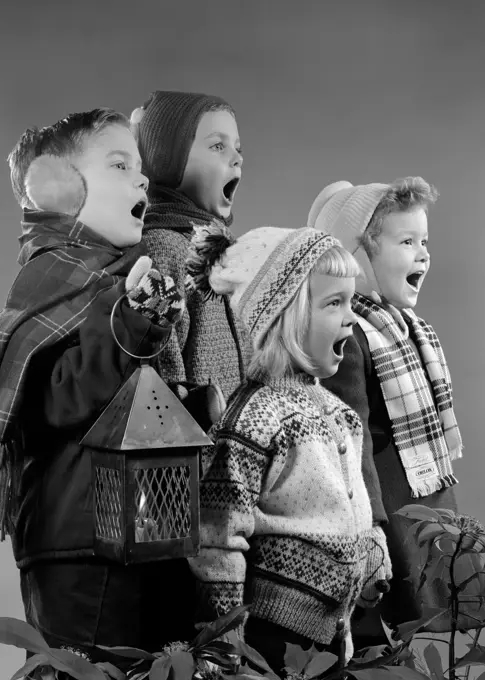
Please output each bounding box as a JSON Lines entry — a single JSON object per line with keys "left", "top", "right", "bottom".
{"left": 25, "top": 155, "right": 87, "bottom": 217}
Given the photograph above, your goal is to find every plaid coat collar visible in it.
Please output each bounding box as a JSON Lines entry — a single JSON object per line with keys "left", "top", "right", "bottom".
{"left": 0, "top": 211, "right": 143, "bottom": 535}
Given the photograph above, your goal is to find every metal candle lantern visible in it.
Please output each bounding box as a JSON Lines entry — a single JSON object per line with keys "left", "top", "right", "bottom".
{"left": 80, "top": 295, "right": 212, "bottom": 565}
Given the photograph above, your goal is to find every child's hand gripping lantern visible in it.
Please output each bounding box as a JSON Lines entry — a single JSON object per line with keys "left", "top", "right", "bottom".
{"left": 80, "top": 260, "right": 212, "bottom": 565}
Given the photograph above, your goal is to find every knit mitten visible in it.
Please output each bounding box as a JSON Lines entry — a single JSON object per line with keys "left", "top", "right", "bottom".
{"left": 357, "top": 525, "right": 393, "bottom": 608}
{"left": 126, "top": 256, "right": 185, "bottom": 328}
{"left": 171, "top": 382, "right": 226, "bottom": 434}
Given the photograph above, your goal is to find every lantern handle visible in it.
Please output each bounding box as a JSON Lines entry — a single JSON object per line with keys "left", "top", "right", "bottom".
{"left": 110, "top": 293, "right": 171, "bottom": 361}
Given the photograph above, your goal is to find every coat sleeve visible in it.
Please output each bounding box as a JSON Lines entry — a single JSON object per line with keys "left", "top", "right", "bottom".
{"left": 188, "top": 419, "right": 276, "bottom": 628}
{"left": 322, "top": 327, "right": 388, "bottom": 524}
{"left": 28, "top": 280, "right": 169, "bottom": 431}
{"left": 143, "top": 229, "right": 190, "bottom": 385}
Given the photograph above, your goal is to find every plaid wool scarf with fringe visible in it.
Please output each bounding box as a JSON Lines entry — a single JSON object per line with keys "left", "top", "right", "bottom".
{"left": 352, "top": 292, "right": 462, "bottom": 498}
{"left": 0, "top": 209, "right": 142, "bottom": 538}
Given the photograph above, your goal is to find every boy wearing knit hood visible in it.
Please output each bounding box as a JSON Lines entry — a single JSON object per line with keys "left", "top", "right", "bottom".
{"left": 131, "top": 89, "right": 252, "bottom": 644}
{"left": 308, "top": 177, "right": 462, "bottom": 644}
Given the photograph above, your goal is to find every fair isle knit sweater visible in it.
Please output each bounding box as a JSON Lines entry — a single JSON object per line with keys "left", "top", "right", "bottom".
{"left": 189, "top": 372, "right": 374, "bottom": 644}
{"left": 143, "top": 205, "right": 251, "bottom": 399}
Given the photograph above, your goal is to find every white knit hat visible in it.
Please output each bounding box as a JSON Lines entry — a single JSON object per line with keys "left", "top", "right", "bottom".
{"left": 186, "top": 224, "right": 341, "bottom": 349}
{"left": 307, "top": 181, "right": 389, "bottom": 297}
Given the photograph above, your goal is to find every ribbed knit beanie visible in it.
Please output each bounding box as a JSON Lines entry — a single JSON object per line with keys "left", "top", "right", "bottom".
{"left": 186, "top": 224, "right": 341, "bottom": 351}
{"left": 308, "top": 181, "right": 389, "bottom": 297}
{"left": 134, "top": 91, "right": 232, "bottom": 189}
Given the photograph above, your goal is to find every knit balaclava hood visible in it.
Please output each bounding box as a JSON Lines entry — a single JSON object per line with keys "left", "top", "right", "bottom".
{"left": 308, "top": 181, "right": 390, "bottom": 298}
{"left": 135, "top": 90, "right": 232, "bottom": 192}
{"left": 186, "top": 224, "right": 341, "bottom": 351}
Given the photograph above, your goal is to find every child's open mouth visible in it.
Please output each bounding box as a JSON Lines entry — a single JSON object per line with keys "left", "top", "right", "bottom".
{"left": 406, "top": 272, "right": 424, "bottom": 291}
{"left": 332, "top": 337, "right": 348, "bottom": 359}
{"left": 131, "top": 199, "right": 148, "bottom": 221}
{"left": 222, "top": 178, "right": 240, "bottom": 204}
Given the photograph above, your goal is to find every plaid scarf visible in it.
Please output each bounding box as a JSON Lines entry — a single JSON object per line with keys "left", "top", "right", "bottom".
{"left": 352, "top": 292, "right": 462, "bottom": 498}
{"left": 0, "top": 210, "right": 143, "bottom": 537}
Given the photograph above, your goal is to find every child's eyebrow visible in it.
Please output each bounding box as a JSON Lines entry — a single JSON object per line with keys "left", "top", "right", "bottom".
{"left": 204, "top": 131, "right": 240, "bottom": 145}
{"left": 319, "top": 290, "right": 347, "bottom": 303}
{"left": 106, "top": 150, "right": 142, "bottom": 170}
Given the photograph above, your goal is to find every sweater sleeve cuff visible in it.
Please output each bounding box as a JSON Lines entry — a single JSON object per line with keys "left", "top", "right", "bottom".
{"left": 195, "top": 580, "right": 245, "bottom": 626}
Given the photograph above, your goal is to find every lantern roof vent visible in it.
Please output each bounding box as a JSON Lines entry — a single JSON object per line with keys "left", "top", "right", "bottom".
{"left": 81, "top": 364, "right": 213, "bottom": 451}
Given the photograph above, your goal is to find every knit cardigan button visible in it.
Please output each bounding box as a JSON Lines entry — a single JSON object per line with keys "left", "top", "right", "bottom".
{"left": 337, "top": 442, "right": 347, "bottom": 455}
{"left": 348, "top": 488, "right": 354, "bottom": 499}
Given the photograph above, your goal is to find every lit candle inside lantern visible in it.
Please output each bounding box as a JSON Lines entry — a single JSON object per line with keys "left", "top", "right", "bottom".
{"left": 135, "top": 488, "right": 158, "bottom": 542}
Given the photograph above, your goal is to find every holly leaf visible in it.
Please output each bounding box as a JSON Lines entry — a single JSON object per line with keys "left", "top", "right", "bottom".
{"left": 98, "top": 646, "right": 156, "bottom": 660}
{"left": 0, "top": 617, "right": 50, "bottom": 654}
{"left": 396, "top": 607, "right": 448, "bottom": 641}
{"left": 416, "top": 524, "right": 446, "bottom": 547}
{"left": 347, "top": 642, "right": 408, "bottom": 671}
{"left": 230, "top": 639, "right": 277, "bottom": 677}
{"left": 95, "top": 661, "right": 126, "bottom": 680}
{"left": 200, "top": 640, "right": 237, "bottom": 655}
{"left": 457, "top": 571, "right": 485, "bottom": 592}
{"left": 44, "top": 648, "right": 108, "bottom": 680}
{"left": 423, "top": 643, "right": 444, "bottom": 680}
{"left": 149, "top": 655, "right": 172, "bottom": 680}
{"left": 192, "top": 606, "right": 249, "bottom": 647}
{"left": 453, "top": 644, "right": 485, "bottom": 669}
{"left": 395, "top": 506, "right": 441, "bottom": 523}
{"left": 358, "top": 645, "right": 390, "bottom": 661}
{"left": 228, "top": 663, "right": 268, "bottom": 680}
{"left": 9, "top": 652, "right": 51, "bottom": 680}
{"left": 420, "top": 554, "right": 447, "bottom": 593}
{"left": 198, "top": 650, "right": 237, "bottom": 671}
{"left": 170, "top": 651, "right": 194, "bottom": 680}
{"left": 351, "top": 667, "right": 429, "bottom": 679}
{"left": 304, "top": 650, "right": 338, "bottom": 678}
{"left": 349, "top": 669, "right": 394, "bottom": 679}
{"left": 284, "top": 642, "right": 314, "bottom": 672}
{"left": 439, "top": 524, "right": 461, "bottom": 537}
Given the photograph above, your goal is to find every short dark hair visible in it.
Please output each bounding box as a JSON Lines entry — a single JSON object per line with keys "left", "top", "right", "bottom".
{"left": 8, "top": 108, "right": 129, "bottom": 208}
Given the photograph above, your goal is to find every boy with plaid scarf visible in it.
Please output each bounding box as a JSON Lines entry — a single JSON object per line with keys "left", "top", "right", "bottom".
{"left": 308, "top": 177, "right": 462, "bottom": 645}
{"left": 0, "top": 108, "right": 185, "bottom": 659}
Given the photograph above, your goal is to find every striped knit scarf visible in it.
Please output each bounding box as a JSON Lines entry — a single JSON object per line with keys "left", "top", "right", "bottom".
{"left": 0, "top": 210, "right": 143, "bottom": 538}
{"left": 352, "top": 293, "right": 462, "bottom": 498}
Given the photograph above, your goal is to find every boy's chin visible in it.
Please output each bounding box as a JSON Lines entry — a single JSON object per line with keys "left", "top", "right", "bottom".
{"left": 211, "top": 201, "right": 232, "bottom": 220}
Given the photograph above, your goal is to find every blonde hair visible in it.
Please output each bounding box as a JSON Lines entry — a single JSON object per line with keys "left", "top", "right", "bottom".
{"left": 248, "top": 245, "right": 360, "bottom": 379}
{"left": 360, "top": 176, "right": 438, "bottom": 258}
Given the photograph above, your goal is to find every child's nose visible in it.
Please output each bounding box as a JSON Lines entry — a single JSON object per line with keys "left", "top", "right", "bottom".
{"left": 346, "top": 309, "right": 359, "bottom": 326}
{"left": 136, "top": 171, "right": 149, "bottom": 192}
{"left": 231, "top": 149, "right": 243, "bottom": 168}
{"left": 417, "top": 248, "right": 430, "bottom": 263}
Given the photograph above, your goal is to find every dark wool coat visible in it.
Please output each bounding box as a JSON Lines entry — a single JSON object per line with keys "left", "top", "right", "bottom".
{"left": 323, "top": 324, "right": 459, "bottom": 632}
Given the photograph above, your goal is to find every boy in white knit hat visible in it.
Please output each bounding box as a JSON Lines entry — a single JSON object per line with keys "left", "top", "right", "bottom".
{"left": 308, "top": 177, "right": 462, "bottom": 644}
{"left": 185, "top": 223, "right": 392, "bottom": 672}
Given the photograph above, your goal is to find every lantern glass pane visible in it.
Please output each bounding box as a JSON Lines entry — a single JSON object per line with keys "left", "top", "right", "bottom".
{"left": 95, "top": 466, "right": 122, "bottom": 541}
{"left": 134, "top": 466, "right": 192, "bottom": 543}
